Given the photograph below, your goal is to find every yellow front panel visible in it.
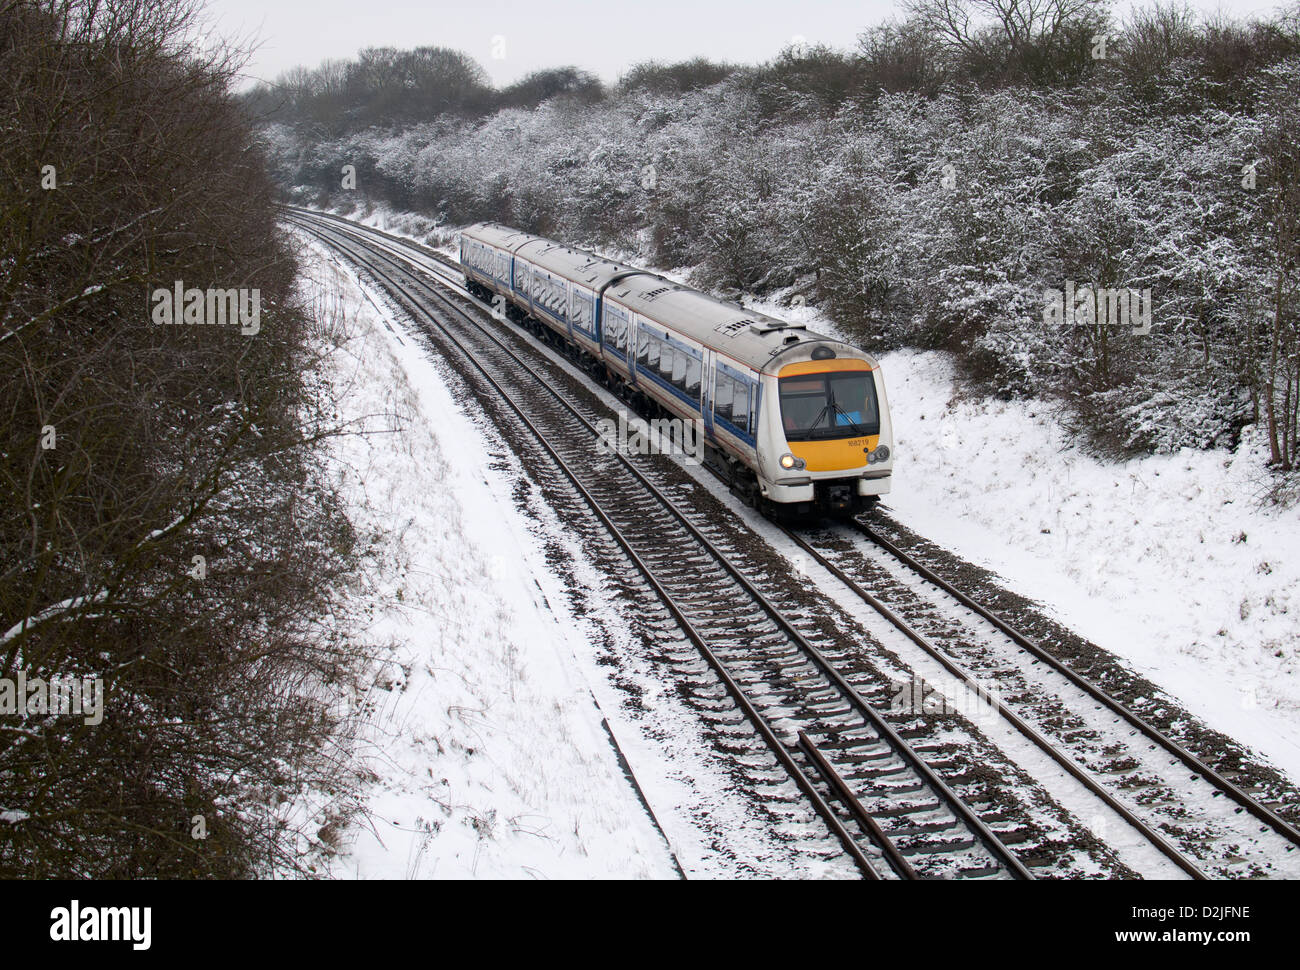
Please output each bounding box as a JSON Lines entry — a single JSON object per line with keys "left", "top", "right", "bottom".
{"left": 778, "top": 359, "right": 873, "bottom": 377}
{"left": 789, "top": 435, "right": 879, "bottom": 472}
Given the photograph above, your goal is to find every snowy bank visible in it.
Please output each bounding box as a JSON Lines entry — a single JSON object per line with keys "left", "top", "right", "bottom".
{"left": 299, "top": 245, "right": 677, "bottom": 879}
{"left": 880, "top": 348, "right": 1300, "bottom": 783}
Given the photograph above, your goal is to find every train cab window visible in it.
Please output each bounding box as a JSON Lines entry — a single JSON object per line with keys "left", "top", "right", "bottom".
{"left": 779, "top": 371, "right": 878, "bottom": 440}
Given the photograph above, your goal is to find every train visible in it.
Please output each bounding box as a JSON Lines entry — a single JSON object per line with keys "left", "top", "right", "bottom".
{"left": 458, "top": 222, "right": 893, "bottom": 517}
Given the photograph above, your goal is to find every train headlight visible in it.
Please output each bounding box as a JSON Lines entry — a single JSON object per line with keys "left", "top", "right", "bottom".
{"left": 779, "top": 453, "right": 805, "bottom": 471}
{"left": 867, "top": 445, "right": 891, "bottom": 464}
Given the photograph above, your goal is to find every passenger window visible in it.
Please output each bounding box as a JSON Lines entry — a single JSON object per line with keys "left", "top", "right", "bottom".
{"left": 714, "top": 373, "right": 733, "bottom": 421}
{"left": 686, "top": 356, "right": 702, "bottom": 397}
{"left": 671, "top": 349, "right": 688, "bottom": 388}
{"left": 643, "top": 334, "right": 660, "bottom": 370}
{"left": 733, "top": 383, "right": 750, "bottom": 434}
{"left": 658, "top": 343, "right": 674, "bottom": 380}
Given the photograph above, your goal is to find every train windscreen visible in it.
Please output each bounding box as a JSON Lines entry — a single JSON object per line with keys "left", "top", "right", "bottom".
{"left": 779, "top": 371, "right": 880, "bottom": 440}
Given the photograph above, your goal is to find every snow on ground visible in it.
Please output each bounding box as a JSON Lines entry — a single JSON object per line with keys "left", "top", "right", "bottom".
{"left": 306, "top": 201, "right": 1300, "bottom": 789}
{"left": 297, "top": 244, "right": 678, "bottom": 879}
{"left": 879, "top": 349, "right": 1300, "bottom": 784}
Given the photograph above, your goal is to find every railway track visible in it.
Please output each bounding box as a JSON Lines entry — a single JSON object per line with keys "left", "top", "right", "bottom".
{"left": 286, "top": 208, "right": 1300, "bottom": 879}
{"left": 780, "top": 518, "right": 1300, "bottom": 878}
{"left": 288, "top": 210, "right": 1051, "bottom": 879}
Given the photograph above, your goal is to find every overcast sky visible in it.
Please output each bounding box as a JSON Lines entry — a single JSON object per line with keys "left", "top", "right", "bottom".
{"left": 204, "top": 0, "right": 1293, "bottom": 89}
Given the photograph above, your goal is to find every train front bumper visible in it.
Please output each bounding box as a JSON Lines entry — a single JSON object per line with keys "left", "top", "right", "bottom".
{"left": 760, "top": 471, "right": 892, "bottom": 509}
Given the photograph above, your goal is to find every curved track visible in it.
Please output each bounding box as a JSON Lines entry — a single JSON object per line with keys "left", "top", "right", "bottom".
{"left": 290, "top": 210, "right": 1040, "bottom": 879}
{"left": 286, "top": 207, "right": 1300, "bottom": 879}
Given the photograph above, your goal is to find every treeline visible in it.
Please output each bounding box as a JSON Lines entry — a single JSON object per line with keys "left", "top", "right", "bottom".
{"left": 1, "top": 0, "right": 363, "bottom": 876}
{"left": 256, "top": 0, "right": 1300, "bottom": 493}
{"left": 246, "top": 2, "right": 1300, "bottom": 132}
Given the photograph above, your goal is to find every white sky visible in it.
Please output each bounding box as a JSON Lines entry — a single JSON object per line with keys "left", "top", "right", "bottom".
{"left": 203, "top": 0, "right": 1294, "bottom": 89}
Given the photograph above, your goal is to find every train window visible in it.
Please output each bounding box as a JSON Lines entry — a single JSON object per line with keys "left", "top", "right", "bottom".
{"left": 656, "top": 343, "right": 670, "bottom": 379}
{"left": 637, "top": 331, "right": 650, "bottom": 363}
{"left": 606, "top": 309, "right": 628, "bottom": 353}
{"left": 671, "top": 348, "right": 688, "bottom": 388}
{"left": 642, "top": 333, "right": 660, "bottom": 371}
{"left": 685, "top": 355, "right": 702, "bottom": 397}
{"left": 602, "top": 308, "right": 618, "bottom": 348}
{"left": 655, "top": 342, "right": 672, "bottom": 379}
{"left": 749, "top": 384, "right": 759, "bottom": 435}
{"left": 735, "top": 384, "right": 751, "bottom": 435}
{"left": 714, "top": 372, "right": 734, "bottom": 421}
{"left": 572, "top": 291, "right": 593, "bottom": 331}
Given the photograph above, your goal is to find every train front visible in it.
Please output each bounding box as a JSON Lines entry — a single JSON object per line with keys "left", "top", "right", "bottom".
{"left": 758, "top": 347, "right": 893, "bottom": 516}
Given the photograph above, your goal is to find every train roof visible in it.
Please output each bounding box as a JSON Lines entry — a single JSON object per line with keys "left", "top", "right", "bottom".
{"left": 461, "top": 222, "right": 874, "bottom": 375}
{"left": 463, "top": 221, "right": 650, "bottom": 291}
{"left": 516, "top": 238, "right": 647, "bottom": 290}
{"left": 460, "top": 222, "right": 545, "bottom": 253}
{"left": 607, "top": 275, "right": 869, "bottom": 376}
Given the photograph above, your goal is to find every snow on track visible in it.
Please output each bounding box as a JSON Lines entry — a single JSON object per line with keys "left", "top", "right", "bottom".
{"left": 297, "top": 246, "right": 679, "bottom": 879}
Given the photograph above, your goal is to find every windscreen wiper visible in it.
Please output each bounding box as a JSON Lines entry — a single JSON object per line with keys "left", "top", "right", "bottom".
{"left": 803, "top": 402, "right": 830, "bottom": 434}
